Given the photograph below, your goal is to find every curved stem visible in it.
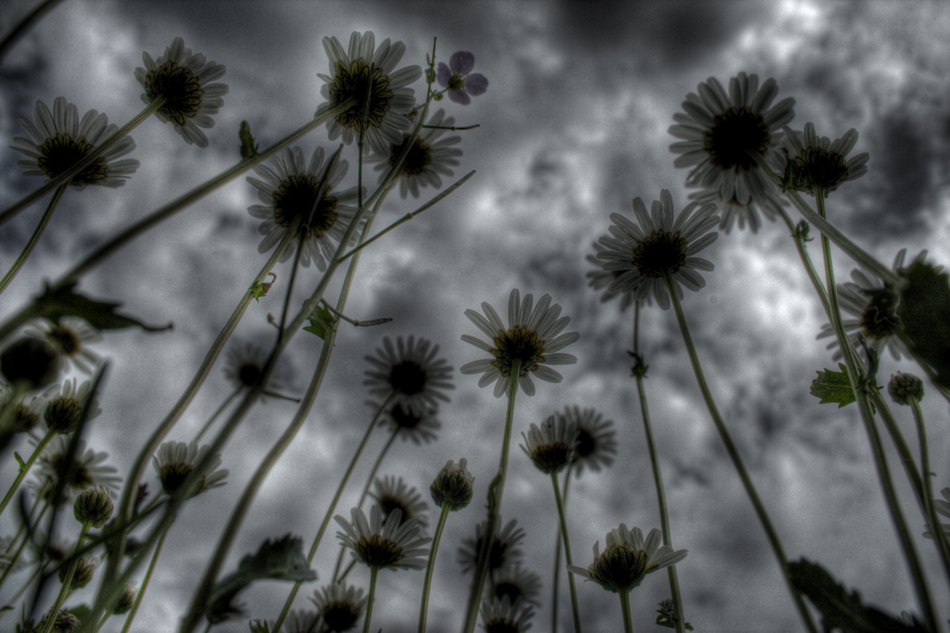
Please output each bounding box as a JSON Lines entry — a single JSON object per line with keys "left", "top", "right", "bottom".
{"left": 418, "top": 505, "right": 451, "bottom": 633}
{"left": 119, "top": 516, "right": 172, "bottom": 633}
{"left": 662, "top": 272, "right": 818, "bottom": 633}
{"left": 462, "top": 360, "right": 520, "bottom": 633}
{"left": 270, "top": 393, "right": 396, "bottom": 633}
{"left": 550, "top": 472, "right": 582, "bottom": 633}
{"left": 909, "top": 397, "right": 950, "bottom": 586}
{"left": 332, "top": 426, "right": 399, "bottom": 581}
{"left": 631, "top": 303, "right": 685, "bottom": 633}
{"left": 0, "top": 497, "right": 49, "bottom": 593}
{"left": 362, "top": 567, "right": 379, "bottom": 633}
{"left": 618, "top": 590, "right": 634, "bottom": 633}
{"left": 0, "top": 426, "right": 56, "bottom": 517}
{"left": 193, "top": 387, "right": 241, "bottom": 443}
{"left": 0, "top": 184, "right": 67, "bottom": 296}
{"left": 40, "top": 521, "right": 90, "bottom": 633}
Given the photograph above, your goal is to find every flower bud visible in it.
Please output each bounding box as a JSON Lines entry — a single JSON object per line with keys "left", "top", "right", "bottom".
{"left": 429, "top": 458, "right": 474, "bottom": 511}
{"left": 59, "top": 557, "right": 97, "bottom": 589}
{"left": 888, "top": 372, "right": 924, "bottom": 405}
{"left": 74, "top": 484, "right": 113, "bottom": 528}
{"left": 39, "top": 609, "right": 80, "bottom": 632}
{"left": 111, "top": 583, "right": 137, "bottom": 615}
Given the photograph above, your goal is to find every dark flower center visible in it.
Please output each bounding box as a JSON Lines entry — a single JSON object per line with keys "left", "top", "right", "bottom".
{"left": 48, "top": 326, "right": 81, "bottom": 357}
{"left": 484, "top": 620, "right": 520, "bottom": 633}
{"left": 36, "top": 133, "right": 109, "bottom": 186}
{"left": 45, "top": 397, "right": 82, "bottom": 434}
{"left": 238, "top": 363, "right": 262, "bottom": 388}
{"left": 633, "top": 231, "right": 688, "bottom": 278}
{"left": 860, "top": 288, "right": 901, "bottom": 340}
{"left": 322, "top": 601, "right": 361, "bottom": 632}
{"left": 575, "top": 428, "right": 595, "bottom": 459}
{"left": 703, "top": 107, "right": 770, "bottom": 171}
{"left": 795, "top": 147, "right": 850, "bottom": 196}
{"left": 159, "top": 462, "right": 194, "bottom": 496}
{"left": 388, "top": 360, "right": 427, "bottom": 395}
{"left": 476, "top": 535, "right": 510, "bottom": 572}
{"left": 529, "top": 442, "right": 572, "bottom": 474}
{"left": 494, "top": 581, "right": 523, "bottom": 603}
{"left": 389, "top": 403, "right": 422, "bottom": 429}
{"left": 590, "top": 544, "right": 648, "bottom": 593}
{"left": 389, "top": 135, "right": 433, "bottom": 176}
{"left": 144, "top": 60, "right": 203, "bottom": 125}
{"left": 356, "top": 534, "right": 403, "bottom": 568}
{"left": 329, "top": 59, "right": 393, "bottom": 134}
{"left": 491, "top": 326, "right": 545, "bottom": 377}
{"left": 13, "top": 404, "right": 40, "bottom": 434}
{"left": 50, "top": 453, "right": 93, "bottom": 490}
{"left": 378, "top": 496, "right": 411, "bottom": 525}
{"left": 447, "top": 73, "right": 466, "bottom": 92}
{"left": 271, "top": 174, "right": 339, "bottom": 239}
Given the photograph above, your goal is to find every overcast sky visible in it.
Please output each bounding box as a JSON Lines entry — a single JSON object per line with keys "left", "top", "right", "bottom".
{"left": 2, "top": 1, "right": 950, "bottom": 632}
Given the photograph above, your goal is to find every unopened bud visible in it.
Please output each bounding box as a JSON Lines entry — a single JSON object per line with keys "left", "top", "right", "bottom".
{"left": 430, "top": 458, "right": 474, "bottom": 511}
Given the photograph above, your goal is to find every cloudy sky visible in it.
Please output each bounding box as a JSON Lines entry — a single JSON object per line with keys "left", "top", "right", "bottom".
{"left": 2, "top": 1, "right": 950, "bottom": 632}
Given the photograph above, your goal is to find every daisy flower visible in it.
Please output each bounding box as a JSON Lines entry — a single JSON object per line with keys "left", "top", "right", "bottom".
{"left": 335, "top": 506, "right": 430, "bottom": 571}
{"left": 586, "top": 241, "right": 637, "bottom": 312}
{"left": 771, "top": 122, "right": 869, "bottom": 197}
{"left": 458, "top": 518, "right": 526, "bottom": 574}
{"left": 311, "top": 581, "right": 367, "bottom": 632}
{"left": 363, "top": 335, "right": 455, "bottom": 415}
{"left": 520, "top": 414, "right": 578, "bottom": 475}
{"left": 923, "top": 487, "right": 950, "bottom": 541}
{"left": 375, "top": 401, "right": 442, "bottom": 444}
{"left": 480, "top": 595, "right": 534, "bottom": 633}
{"left": 687, "top": 178, "right": 785, "bottom": 234}
{"left": 134, "top": 36, "right": 228, "bottom": 148}
{"left": 370, "top": 475, "right": 430, "bottom": 530}
{"left": 247, "top": 146, "right": 364, "bottom": 270}
{"left": 368, "top": 108, "right": 463, "bottom": 199}
{"left": 461, "top": 289, "right": 580, "bottom": 397}
{"left": 567, "top": 524, "right": 687, "bottom": 593}
{"left": 42, "top": 378, "right": 101, "bottom": 435}
{"left": 597, "top": 189, "right": 719, "bottom": 311}
{"left": 315, "top": 31, "right": 423, "bottom": 157}
{"left": 26, "top": 317, "right": 101, "bottom": 374}
{"left": 669, "top": 72, "right": 794, "bottom": 209}
{"left": 152, "top": 440, "right": 228, "bottom": 498}
{"left": 429, "top": 458, "right": 474, "bottom": 511}
{"left": 223, "top": 340, "right": 291, "bottom": 400}
{"left": 11, "top": 97, "right": 139, "bottom": 188}
{"left": 0, "top": 385, "right": 46, "bottom": 435}
{"left": 492, "top": 564, "right": 543, "bottom": 607}
{"left": 271, "top": 610, "right": 319, "bottom": 633}
{"left": 437, "top": 51, "right": 489, "bottom": 105}
{"left": 32, "top": 436, "right": 121, "bottom": 502}
{"left": 562, "top": 405, "right": 617, "bottom": 477}
{"left": 816, "top": 249, "right": 918, "bottom": 362}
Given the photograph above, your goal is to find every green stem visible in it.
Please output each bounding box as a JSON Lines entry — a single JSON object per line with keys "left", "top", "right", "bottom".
{"left": 551, "top": 467, "right": 572, "bottom": 633}
{"left": 550, "top": 472, "right": 582, "bottom": 633}
{"left": 869, "top": 392, "right": 924, "bottom": 512}
{"left": 662, "top": 272, "right": 818, "bottom": 633}
{"left": 193, "top": 387, "right": 241, "bottom": 443}
{"left": 270, "top": 393, "right": 396, "bottom": 633}
{"left": 0, "top": 425, "right": 56, "bottom": 517}
{"left": 909, "top": 396, "right": 950, "bottom": 586}
{"left": 362, "top": 567, "right": 379, "bottom": 633}
{"left": 618, "top": 590, "right": 634, "bottom": 633}
{"left": 0, "top": 497, "right": 49, "bottom": 593}
{"left": 418, "top": 505, "right": 451, "bottom": 633}
{"left": 0, "top": 99, "right": 166, "bottom": 228}
{"left": 0, "top": 184, "right": 67, "bottom": 296}
{"left": 41, "top": 521, "right": 90, "bottom": 633}
{"left": 462, "top": 360, "right": 520, "bottom": 633}
{"left": 631, "top": 302, "right": 685, "bottom": 633}
{"left": 119, "top": 517, "right": 171, "bottom": 633}
{"left": 333, "top": 426, "right": 399, "bottom": 581}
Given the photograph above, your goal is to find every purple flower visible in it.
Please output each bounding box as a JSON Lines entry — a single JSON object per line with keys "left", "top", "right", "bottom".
{"left": 437, "top": 52, "right": 488, "bottom": 105}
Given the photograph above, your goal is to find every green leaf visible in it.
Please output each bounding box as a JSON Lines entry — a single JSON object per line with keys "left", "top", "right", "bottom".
{"left": 249, "top": 620, "right": 271, "bottom": 633}
{"left": 34, "top": 282, "right": 172, "bottom": 332}
{"left": 207, "top": 534, "right": 316, "bottom": 624}
{"left": 303, "top": 305, "right": 335, "bottom": 340}
{"left": 897, "top": 260, "right": 950, "bottom": 391}
{"left": 67, "top": 604, "right": 92, "bottom": 626}
{"left": 789, "top": 558, "right": 925, "bottom": 633}
{"left": 14, "top": 452, "right": 25, "bottom": 471}
{"left": 810, "top": 363, "right": 856, "bottom": 408}
{"left": 239, "top": 121, "right": 260, "bottom": 159}
{"left": 251, "top": 273, "right": 276, "bottom": 303}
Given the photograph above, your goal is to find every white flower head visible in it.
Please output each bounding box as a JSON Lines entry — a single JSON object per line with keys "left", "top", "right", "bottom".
{"left": 562, "top": 405, "right": 618, "bottom": 477}
{"left": 771, "top": 122, "right": 869, "bottom": 197}
{"left": 567, "top": 524, "right": 687, "bottom": 594}
{"left": 461, "top": 289, "right": 580, "bottom": 397}
{"left": 687, "top": 178, "right": 786, "bottom": 234}
{"left": 26, "top": 317, "right": 101, "bottom": 374}
{"left": 375, "top": 401, "right": 442, "bottom": 445}
{"left": 42, "top": 378, "right": 101, "bottom": 435}
{"left": 363, "top": 335, "right": 455, "bottom": 416}
{"left": 311, "top": 581, "right": 367, "bottom": 632}
{"left": 491, "top": 564, "right": 543, "bottom": 607}
{"left": 152, "top": 440, "right": 229, "bottom": 498}
{"left": 458, "top": 518, "right": 526, "bottom": 574}
{"left": 520, "top": 414, "right": 578, "bottom": 474}
{"left": 11, "top": 97, "right": 139, "bottom": 189}
{"left": 134, "top": 36, "right": 228, "bottom": 148}
{"left": 669, "top": 72, "right": 794, "bottom": 209}
{"left": 315, "top": 31, "right": 423, "bottom": 157}
{"left": 368, "top": 108, "right": 463, "bottom": 198}
{"left": 334, "top": 505, "right": 430, "bottom": 571}
{"left": 597, "top": 189, "right": 719, "bottom": 311}
{"left": 480, "top": 595, "right": 534, "bottom": 633}
{"left": 247, "top": 146, "right": 365, "bottom": 271}
{"left": 32, "top": 436, "right": 121, "bottom": 503}
{"left": 370, "top": 475, "right": 430, "bottom": 530}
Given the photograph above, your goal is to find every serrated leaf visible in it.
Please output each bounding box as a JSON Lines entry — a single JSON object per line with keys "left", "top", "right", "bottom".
{"left": 34, "top": 282, "right": 172, "bottom": 332}
{"left": 789, "top": 558, "right": 925, "bottom": 633}
{"left": 207, "top": 534, "right": 316, "bottom": 624}
{"left": 303, "top": 305, "right": 335, "bottom": 340}
{"left": 897, "top": 260, "right": 950, "bottom": 391}
{"left": 67, "top": 604, "right": 92, "bottom": 626}
{"left": 811, "top": 363, "right": 856, "bottom": 408}
{"left": 239, "top": 121, "right": 260, "bottom": 159}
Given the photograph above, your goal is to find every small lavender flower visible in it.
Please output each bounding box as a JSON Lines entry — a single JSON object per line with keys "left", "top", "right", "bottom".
{"left": 437, "top": 52, "right": 488, "bottom": 105}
